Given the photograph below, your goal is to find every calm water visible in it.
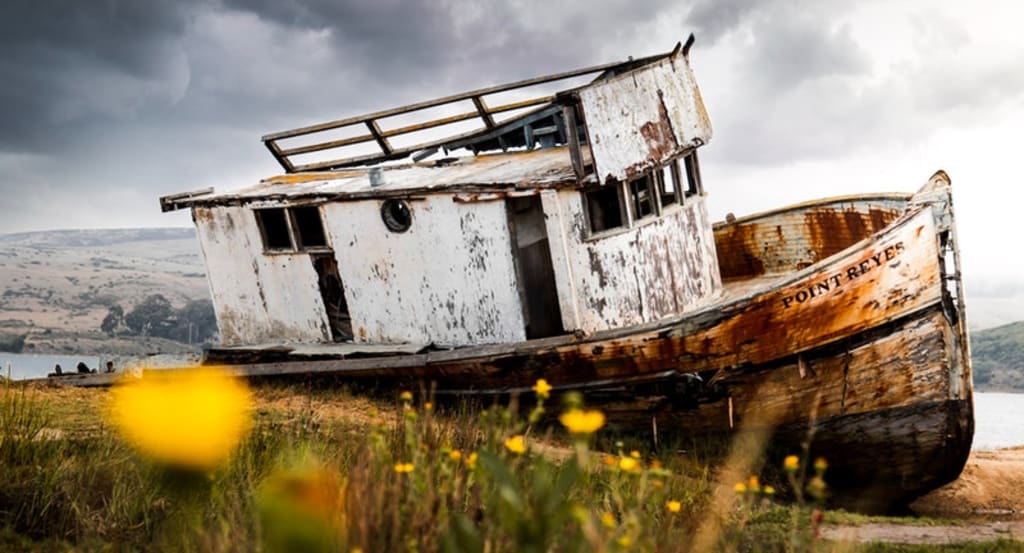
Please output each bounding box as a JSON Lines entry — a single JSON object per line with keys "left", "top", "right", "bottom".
{"left": 1, "top": 352, "right": 100, "bottom": 380}
{"left": 2, "top": 352, "right": 1021, "bottom": 450}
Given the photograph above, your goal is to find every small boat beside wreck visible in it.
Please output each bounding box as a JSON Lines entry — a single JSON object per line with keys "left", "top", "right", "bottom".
{"left": 145, "top": 36, "right": 970, "bottom": 509}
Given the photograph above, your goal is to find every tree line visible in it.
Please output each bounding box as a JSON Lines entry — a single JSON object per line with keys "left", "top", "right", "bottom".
{"left": 101, "top": 294, "right": 218, "bottom": 344}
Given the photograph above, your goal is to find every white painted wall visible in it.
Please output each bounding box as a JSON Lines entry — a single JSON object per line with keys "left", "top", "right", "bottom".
{"left": 580, "top": 52, "right": 713, "bottom": 184}
{"left": 193, "top": 205, "right": 330, "bottom": 346}
{"left": 323, "top": 196, "right": 526, "bottom": 346}
{"left": 542, "top": 190, "right": 722, "bottom": 333}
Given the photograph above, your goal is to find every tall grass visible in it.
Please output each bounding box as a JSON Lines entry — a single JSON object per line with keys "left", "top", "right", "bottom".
{"left": 0, "top": 381, "right": 1015, "bottom": 552}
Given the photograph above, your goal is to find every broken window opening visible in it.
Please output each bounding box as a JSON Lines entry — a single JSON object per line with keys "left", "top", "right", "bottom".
{"left": 291, "top": 206, "right": 328, "bottom": 250}
{"left": 683, "top": 151, "right": 703, "bottom": 198}
{"left": 658, "top": 163, "right": 678, "bottom": 208}
{"left": 629, "top": 174, "right": 656, "bottom": 221}
{"left": 255, "top": 208, "right": 293, "bottom": 251}
{"left": 584, "top": 184, "right": 625, "bottom": 234}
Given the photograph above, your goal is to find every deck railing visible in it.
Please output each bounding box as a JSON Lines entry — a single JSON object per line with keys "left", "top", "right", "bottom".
{"left": 261, "top": 53, "right": 668, "bottom": 173}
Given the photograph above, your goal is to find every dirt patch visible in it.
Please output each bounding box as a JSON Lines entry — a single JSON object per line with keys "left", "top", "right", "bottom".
{"left": 824, "top": 447, "right": 1024, "bottom": 544}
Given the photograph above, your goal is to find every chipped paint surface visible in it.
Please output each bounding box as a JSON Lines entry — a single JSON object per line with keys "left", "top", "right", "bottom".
{"left": 193, "top": 206, "right": 330, "bottom": 346}
{"left": 323, "top": 196, "right": 525, "bottom": 346}
{"left": 542, "top": 192, "right": 721, "bottom": 333}
{"left": 579, "top": 52, "right": 712, "bottom": 183}
{"left": 173, "top": 148, "right": 588, "bottom": 210}
{"left": 714, "top": 195, "right": 910, "bottom": 280}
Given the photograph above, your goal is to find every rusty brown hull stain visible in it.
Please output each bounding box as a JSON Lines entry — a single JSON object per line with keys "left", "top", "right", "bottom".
{"left": 715, "top": 223, "right": 766, "bottom": 279}
{"left": 714, "top": 201, "right": 904, "bottom": 280}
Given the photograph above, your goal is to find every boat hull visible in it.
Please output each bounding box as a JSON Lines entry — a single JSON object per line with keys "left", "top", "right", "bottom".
{"left": 102, "top": 174, "right": 977, "bottom": 510}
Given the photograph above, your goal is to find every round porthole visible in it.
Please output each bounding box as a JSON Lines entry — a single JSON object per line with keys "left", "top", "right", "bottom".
{"left": 381, "top": 199, "right": 412, "bottom": 233}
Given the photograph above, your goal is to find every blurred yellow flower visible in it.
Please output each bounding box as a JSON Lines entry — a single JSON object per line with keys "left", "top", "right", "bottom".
{"left": 109, "top": 367, "right": 252, "bottom": 471}
{"left": 424, "top": 402, "right": 434, "bottom": 411}
{"left": 618, "top": 457, "right": 640, "bottom": 472}
{"left": 449, "top": 450, "right": 462, "bottom": 461}
{"left": 784, "top": 455, "right": 800, "bottom": 472}
{"left": 602, "top": 454, "right": 617, "bottom": 467}
{"left": 734, "top": 482, "right": 747, "bottom": 493}
{"left": 764, "top": 485, "right": 776, "bottom": 496}
{"left": 650, "top": 459, "right": 663, "bottom": 469}
{"left": 504, "top": 435, "right": 527, "bottom": 455}
{"left": 601, "top": 512, "right": 616, "bottom": 528}
{"left": 399, "top": 390, "right": 413, "bottom": 402}
{"left": 393, "top": 462, "right": 414, "bottom": 474}
{"left": 532, "top": 378, "right": 552, "bottom": 399}
{"left": 666, "top": 500, "right": 682, "bottom": 513}
{"left": 629, "top": 450, "right": 641, "bottom": 459}
{"left": 616, "top": 536, "right": 632, "bottom": 547}
{"left": 814, "top": 457, "right": 828, "bottom": 473}
{"left": 466, "top": 452, "right": 478, "bottom": 469}
{"left": 559, "top": 409, "right": 606, "bottom": 435}
{"left": 748, "top": 475, "right": 760, "bottom": 491}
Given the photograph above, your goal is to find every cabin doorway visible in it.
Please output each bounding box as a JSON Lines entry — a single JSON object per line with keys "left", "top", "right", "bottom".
{"left": 508, "top": 197, "right": 563, "bottom": 338}
{"left": 311, "top": 253, "right": 352, "bottom": 341}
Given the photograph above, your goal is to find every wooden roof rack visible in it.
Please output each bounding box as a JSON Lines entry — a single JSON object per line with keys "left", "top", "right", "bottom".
{"left": 261, "top": 51, "right": 674, "bottom": 172}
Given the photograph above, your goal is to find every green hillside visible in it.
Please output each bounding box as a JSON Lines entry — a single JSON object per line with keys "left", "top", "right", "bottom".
{"left": 971, "top": 321, "right": 1024, "bottom": 392}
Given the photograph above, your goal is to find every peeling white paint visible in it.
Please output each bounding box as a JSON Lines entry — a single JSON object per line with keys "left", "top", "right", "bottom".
{"left": 323, "top": 196, "right": 526, "bottom": 346}
{"left": 193, "top": 205, "right": 330, "bottom": 346}
{"left": 543, "top": 191, "right": 722, "bottom": 334}
{"left": 579, "top": 52, "right": 712, "bottom": 183}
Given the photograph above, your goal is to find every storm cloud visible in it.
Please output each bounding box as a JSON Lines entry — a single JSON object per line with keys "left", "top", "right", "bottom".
{"left": 1, "top": 0, "right": 1023, "bottom": 288}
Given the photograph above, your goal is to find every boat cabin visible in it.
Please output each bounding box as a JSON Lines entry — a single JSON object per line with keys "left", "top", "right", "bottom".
{"left": 161, "top": 37, "right": 722, "bottom": 348}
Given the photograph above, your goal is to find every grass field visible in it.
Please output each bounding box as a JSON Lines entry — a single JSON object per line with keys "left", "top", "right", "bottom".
{"left": 1, "top": 375, "right": 1021, "bottom": 552}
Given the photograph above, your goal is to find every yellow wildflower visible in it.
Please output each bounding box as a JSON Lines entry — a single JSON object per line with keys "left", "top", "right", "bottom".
{"left": 466, "top": 452, "right": 478, "bottom": 469}
{"left": 764, "top": 485, "right": 776, "bottom": 496}
{"left": 783, "top": 455, "right": 800, "bottom": 472}
{"left": 650, "top": 459, "right": 663, "bottom": 469}
{"left": 399, "top": 390, "right": 413, "bottom": 403}
{"left": 616, "top": 536, "right": 632, "bottom": 547}
{"left": 630, "top": 450, "right": 641, "bottom": 459}
{"left": 601, "top": 512, "right": 616, "bottom": 528}
{"left": 424, "top": 402, "right": 434, "bottom": 411}
{"left": 666, "top": 500, "right": 682, "bottom": 513}
{"left": 559, "top": 409, "right": 606, "bottom": 435}
{"left": 602, "top": 454, "right": 617, "bottom": 467}
{"left": 748, "top": 475, "right": 760, "bottom": 492}
{"left": 532, "top": 378, "right": 553, "bottom": 399}
{"left": 618, "top": 457, "right": 640, "bottom": 472}
{"left": 109, "top": 367, "right": 252, "bottom": 471}
{"left": 449, "top": 449, "right": 462, "bottom": 461}
{"left": 734, "top": 482, "right": 747, "bottom": 493}
{"left": 393, "top": 462, "right": 414, "bottom": 474}
{"left": 814, "top": 457, "right": 828, "bottom": 473}
{"left": 504, "top": 435, "right": 527, "bottom": 455}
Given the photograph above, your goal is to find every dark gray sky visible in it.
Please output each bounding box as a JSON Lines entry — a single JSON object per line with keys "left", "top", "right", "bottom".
{"left": 1, "top": 0, "right": 1022, "bottom": 285}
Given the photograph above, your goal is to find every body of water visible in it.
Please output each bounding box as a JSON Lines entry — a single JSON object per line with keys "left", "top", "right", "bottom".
{"left": 971, "top": 392, "right": 1024, "bottom": 450}
{"left": 1, "top": 352, "right": 101, "bottom": 380}
{"left": 2, "top": 352, "right": 1022, "bottom": 450}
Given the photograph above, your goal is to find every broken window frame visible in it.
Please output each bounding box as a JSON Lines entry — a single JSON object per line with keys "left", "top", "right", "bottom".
{"left": 682, "top": 150, "right": 703, "bottom": 199}
{"left": 254, "top": 204, "right": 332, "bottom": 254}
{"left": 582, "top": 182, "right": 628, "bottom": 237}
{"left": 628, "top": 173, "right": 657, "bottom": 222}
{"left": 657, "top": 162, "right": 680, "bottom": 212}
{"left": 254, "top": 208, "right": 294, "bottom": 252}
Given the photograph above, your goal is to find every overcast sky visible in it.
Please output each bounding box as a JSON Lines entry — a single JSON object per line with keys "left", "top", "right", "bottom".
{"left": 1, "top": 0, "right": 1022, "bottom": 291}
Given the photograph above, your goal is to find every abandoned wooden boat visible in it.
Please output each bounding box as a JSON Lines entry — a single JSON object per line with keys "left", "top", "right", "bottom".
{"left": 158, "top": 36, "right": 973, "bottom": 510}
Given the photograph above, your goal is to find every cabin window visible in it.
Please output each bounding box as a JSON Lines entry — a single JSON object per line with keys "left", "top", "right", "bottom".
{"left": 584, "top": 184, "right": 625, "bottom": 233}
{"left": 255, "top": 208, "right": 293, "bottom": 251}
{"left": 381, "top": 199, "right": 412, "bottom": 233}
{"left": 657, "top": 164, "right": 678, "bottom": 207}
{"left": 628, "top": 174, "right": 656, "bottom": 220}
{"left": 291, "top": 206, "right": 328, "bottom": 249}
{"left": 682, "top": 151, "right": 703, "bottom": 198}
{"left": 255, "top": 205, "right": 330, "bottom": 253}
